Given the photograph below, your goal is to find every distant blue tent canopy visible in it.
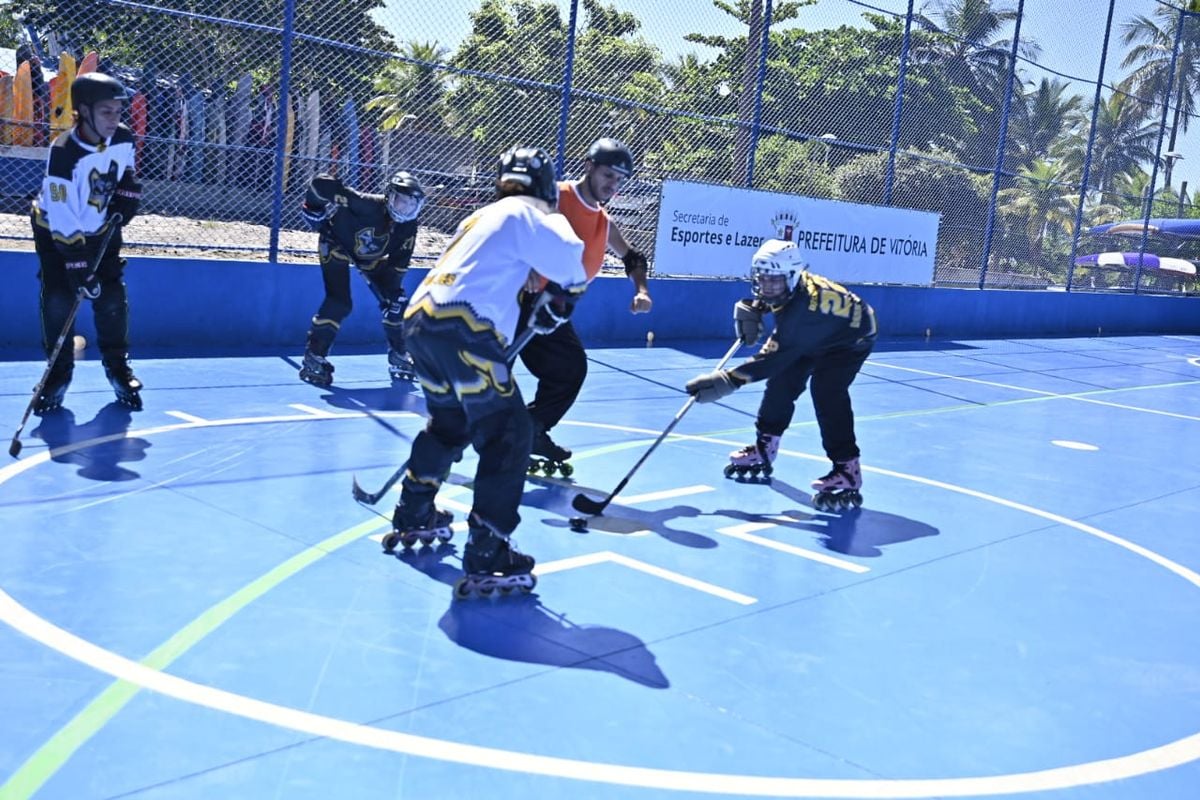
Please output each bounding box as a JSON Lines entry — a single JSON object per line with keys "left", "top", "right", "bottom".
{"left": 1087, "top": 218, "right": 1200, "bottom": 239}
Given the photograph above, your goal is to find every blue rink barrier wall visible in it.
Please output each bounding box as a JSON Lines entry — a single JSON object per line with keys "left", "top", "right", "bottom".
{"left": 1, "top": 250, "right": 1198, "bottom": 353}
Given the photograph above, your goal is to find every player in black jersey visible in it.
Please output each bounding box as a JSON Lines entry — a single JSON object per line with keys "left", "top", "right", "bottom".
{"left": 31, "top": 72, "right": 144, "bottom": 412}
{"left": 297, "top": 170, "right": 425, "bottom": 386}
{"left": 685, "top": 239, "right": 877, "bottom": 509}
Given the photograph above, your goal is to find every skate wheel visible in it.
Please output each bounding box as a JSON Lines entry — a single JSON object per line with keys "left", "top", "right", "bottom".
{"left": 541, "top": 462, "right": 556, "bottom": 477}
{"left": 418, "top": 531, "right": 436, "bottom": 545}
{"left": 763, "top": 464, "right": 774, "bottom": 477}
{"left": 749, "top": 466, "right": 761, "bottom": 478}
{"left": 723, "top": 464, "right": 736, "bottom": 478}
{"left": 381, "top": 532, "right": 401, "bottom": 553}
{"left": 400, "top": 531, "right": 420, "bottom": 549}
{"left": 453, "top": 578, "right": 473, "bottom": 600}
{"left": 527, "top": 460, "right": 541, "bottom": 475}
{"left": 559, "top": 462, "right": 574, "bottom": 478}
{"left": 435, "top": 530, "right": 453, "bottom": 543}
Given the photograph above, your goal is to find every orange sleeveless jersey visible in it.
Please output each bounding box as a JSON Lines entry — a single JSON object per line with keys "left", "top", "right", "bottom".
{"left": 557, "top": 180, "right": 609, "bottom": 281}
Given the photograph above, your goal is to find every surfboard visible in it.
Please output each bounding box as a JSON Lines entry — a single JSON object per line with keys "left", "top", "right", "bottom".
{"left": 207, "top": 81, "right": 227, "bottom": 184}
{"left": 11, "top": 60, "right": 34, "bottom": 146}
{"left": 49, "top": 51, "right": 76, "bottom": 136}
{"left": 341, "top": 98, "right": 359, "bottom": 187}
{"left": 282, "top": 91, "right": 296, "bottom": 189}
{"left": 77, "top": 51, "right": 98, "bottom": 76}
{"left": 304, "top": 89, "right": 320, "bottom": 183}
{"left": 1073, "top": 251, "right": 1197, "bottom": 276}
{"left": 130, "top": 90, "right": 148, "bottom": 171}
{"left": 0, "top": 74, "right": 13, "bottom": 145}
{"left": 184, "top": 82, "right": 205, "bottom": 182}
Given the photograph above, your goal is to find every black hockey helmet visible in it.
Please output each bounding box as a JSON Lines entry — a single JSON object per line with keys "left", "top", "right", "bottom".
{"left": 585, "top": 137, "right": 634, "bottom": 177}
{"left": 71, "top": 72, "right": 131, "bottom": 108}
{"left": 385, "top": 170, "right": 425, "bottom": 223}
{"left": 496, "top": 145, "right": 559, "bottom": 207}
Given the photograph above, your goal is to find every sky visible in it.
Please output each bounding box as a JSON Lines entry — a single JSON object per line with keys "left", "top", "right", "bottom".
{"left": 374, "top": 0, "right": 1200, "bottom": 200}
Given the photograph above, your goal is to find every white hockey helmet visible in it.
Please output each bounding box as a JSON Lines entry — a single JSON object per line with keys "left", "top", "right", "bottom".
{"left": 750, "top": 239, "right": 806, "bottom": 309}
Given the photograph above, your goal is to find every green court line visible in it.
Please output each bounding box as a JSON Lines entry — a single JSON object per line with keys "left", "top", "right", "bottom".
{"left": 0, "top": 517, "right": 385, "bottom": 800}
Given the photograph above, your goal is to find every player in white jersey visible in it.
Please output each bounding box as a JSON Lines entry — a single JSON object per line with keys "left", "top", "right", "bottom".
{"left": 391, "top": 145, "right": 587, "bottom": 598}
{"left": 30, "top": 72, "right": 144, "bottom": 412}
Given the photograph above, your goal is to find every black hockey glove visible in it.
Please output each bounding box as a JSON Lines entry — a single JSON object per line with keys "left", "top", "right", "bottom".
{"left": 685, "top": 369, "right": 737, "bottom": 403}
{"left": 622, "top": 248, "right": 648, "bottom": 277}
{"left": 109, "top": 177, "right": 142, "bottom": 225}
{"left": 301, "top": 174, "right": 343, "bottom": 229}
{"left": 64, "top": 253, "right": 100, "bottom": 299}
{"left": 530, "top": 281, "right": 585, "bottom": 335}
{"left": 733, "top": 298, "right": 764, "bottom": 346}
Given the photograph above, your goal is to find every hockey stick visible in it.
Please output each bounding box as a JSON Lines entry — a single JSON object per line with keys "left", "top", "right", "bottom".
{"left": 571, "top": 337, "right": 742, "bottom": 517}
{"left": 9, "top": 218, "right": 120, "bottom": 459}
{"left": 351, "top": 294, "right": 553, "bottom": 505}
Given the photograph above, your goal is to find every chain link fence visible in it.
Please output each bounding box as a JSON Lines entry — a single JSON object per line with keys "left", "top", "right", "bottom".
{"left": 1, "top": 0, "right": 1198, "bottom": 294}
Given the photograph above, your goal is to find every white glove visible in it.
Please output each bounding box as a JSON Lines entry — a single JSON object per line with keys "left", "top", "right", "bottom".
{"left": 685, "top": 370, "right": 737, "bottom": 403}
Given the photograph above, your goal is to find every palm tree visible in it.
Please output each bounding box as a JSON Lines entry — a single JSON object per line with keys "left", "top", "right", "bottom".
{"left": 912, "top": 0, "right": 1040, "bottom": 166}
{"left": 366, "top": 40, "right": 451, "bottom": 133}
{"left": 1119, "top": 0, "right": 1200, "bottom": 187}
{"left": 1007, "top": 77, "right": 1082, "bottom": 170}
{"left": 998, "top": 159, "right": 1078, "bottom": 273}
{"left": 1078, "top": 91, "right": 1159, "bottom": 205}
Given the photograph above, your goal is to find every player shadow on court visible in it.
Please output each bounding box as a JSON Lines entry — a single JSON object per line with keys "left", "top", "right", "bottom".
{"left": 715, "top": 478, "right": 939, "bottom": 558}
{"left": 391, "top": 544, "right": 669, "bottom": 687}
{"left": 313, "top": 384, "right": 426, "bottom": 415}
{"left": 521, "top": 480, "right": 718, "bottom": 548}
{"left": 439, "top": 594, "right": 670, "bottom": 689}
{"left": 32, "top": 402, "right": 150, "bottom": 481}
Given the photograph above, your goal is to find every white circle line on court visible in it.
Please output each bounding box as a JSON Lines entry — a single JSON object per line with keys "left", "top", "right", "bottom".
{"left": 1, "top": 413, "right": 1198, "bottom": 797}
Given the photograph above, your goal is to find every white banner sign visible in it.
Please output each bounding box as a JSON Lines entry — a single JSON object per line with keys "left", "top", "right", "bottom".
{"left": 652, "top": 180, "right": 940, "bottom": 285}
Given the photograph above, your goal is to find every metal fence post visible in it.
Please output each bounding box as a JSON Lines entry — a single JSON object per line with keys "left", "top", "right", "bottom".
{"left": 978, "top": 0, "right": 1026, "bottom": 290}
{"left": 1068, "top": 0, "right": 1117, "bottom": 292}
{"left": 1135, "top": 8, "right": 1186, "bottom": 295}
{"left": 745, "top": 0, "right": 774, "bottom": 188}
{"left": 268, "top": 0, "right": 297, "bottom": 264}
{"left": 883, "top": 0, "right": 916, "bottom": 207}
{"left": 554, "top": 0, "right": 580, "bottom": 178}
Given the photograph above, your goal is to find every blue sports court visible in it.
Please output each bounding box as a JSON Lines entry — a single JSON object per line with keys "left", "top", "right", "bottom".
{"left": 2, "top": 333, "right": 1199, "bottom": 799}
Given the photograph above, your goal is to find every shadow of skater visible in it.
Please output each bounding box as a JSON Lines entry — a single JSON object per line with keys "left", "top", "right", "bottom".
{"left": 440, "top": 594, "right": 669, "bottom": 689}
{"left": 522, "top": 482, "right": 717, "bottom": 549}
{"left": 32, "top": 402, "right": 150, "bottom": 481}
{"left": 718, "top": 478, "right": 939, "bottom": 558}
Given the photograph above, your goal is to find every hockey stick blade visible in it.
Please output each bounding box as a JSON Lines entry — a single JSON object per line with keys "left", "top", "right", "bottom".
{"left": 8, "top": 437, "right": 22, "bottom": 459}
{"left": 351, "top": 460, "right": 408, "bottom": 506}
{"left": 571, "top": 492, "right": 609, "bottom": 516}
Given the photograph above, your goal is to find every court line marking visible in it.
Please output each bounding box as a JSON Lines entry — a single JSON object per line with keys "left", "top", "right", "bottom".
{"left": 535, "top": 551, "right": 755, "bottom": 604}
{"left": 3, "top": 413, "right": 1200, "bottom": 796}
{"left": 288, "top": 403, "right": 345, "bottom": 418}
{"left": 617, "top": 484, "right": 714, "bottom": 504}
{"left": 715, "top": 522, "right": 869, "bottom": 573}
{"left": 165, "top": 410, "right": 207, "bottom": 423}
{"left": 872, "top": 361, "right": 1200, "bottom": 421}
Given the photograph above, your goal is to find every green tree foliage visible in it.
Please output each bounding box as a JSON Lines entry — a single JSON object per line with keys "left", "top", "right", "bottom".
{"left": 834, "top": 148, "right": 989, "bottom": 271}
{"left": 8, "top": 0, "right": 395, "bottom": 104}
{"left": 1119, "top": 1, "right": 1200, "bottom": 188}
{"left": 367, "top": 41, "right": 451, "bottom": 133}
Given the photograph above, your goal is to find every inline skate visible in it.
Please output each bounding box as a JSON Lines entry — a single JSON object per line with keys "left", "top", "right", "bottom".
{"left": 528, "top": 426, "right": 573, "bottom": 478}
{"left": 34, "top": 368, "right": 72, "bottom": 415}
{"left": 388, "top": 348, "right": 417, "bottom": 382}
{"left": 811, "top": 457, "right": 863, "bottom": 511}
{"left": 104, "top": 356, "right": 143, "bottom": 410}
{"left": 454, "top": 522, "right": 537, "bottom": 599}
{"left": 299, "top": 349, "right": 334, "bottom": 388}
{"left": 383, "top": 504, "right": 454, "bottom": 552}
{"left": 724, "top": 431, "right": 780, "bottom": 481}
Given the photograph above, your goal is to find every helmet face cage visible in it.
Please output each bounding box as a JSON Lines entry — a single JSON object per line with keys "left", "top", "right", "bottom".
{"left": 750, "top": 240, "right": 806, "bottom": 307}
{"left": 385, "top": 171, "right": 425, "bottom": 223}
{"left": 585, "top": 137, "right": 634, "bottom": 178}
{"left": 497, "top": 146, "right": 559, "bottom": 207}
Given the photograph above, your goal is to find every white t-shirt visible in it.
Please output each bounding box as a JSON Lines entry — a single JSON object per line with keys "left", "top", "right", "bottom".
{"left": 407, "top": 195, "right": 587, "bottom": 344}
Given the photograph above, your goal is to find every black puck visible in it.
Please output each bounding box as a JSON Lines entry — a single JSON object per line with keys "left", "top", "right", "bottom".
{"left": 568, "top": 516, "right": 588, "bottom": 531}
